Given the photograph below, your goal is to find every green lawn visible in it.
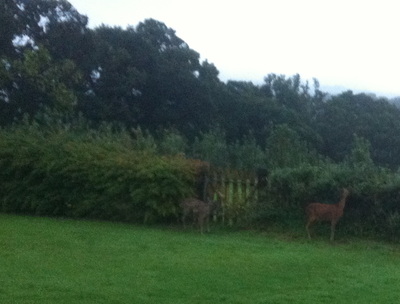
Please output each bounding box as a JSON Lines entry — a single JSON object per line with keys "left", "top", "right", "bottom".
{"left": 0, "top": 214, "right": 399, "bottom": 304}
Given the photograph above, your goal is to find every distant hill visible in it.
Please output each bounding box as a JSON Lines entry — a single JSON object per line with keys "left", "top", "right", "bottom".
{"left": 321, "top": 85, "right": 400, "bottom": 101}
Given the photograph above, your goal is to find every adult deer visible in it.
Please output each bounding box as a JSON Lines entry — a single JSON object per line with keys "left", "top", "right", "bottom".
{"left": 305, "top": 188, "right": 350, "bottom": 241}
{"left": 180, "top": 197, "right": 215, "bottom": 234}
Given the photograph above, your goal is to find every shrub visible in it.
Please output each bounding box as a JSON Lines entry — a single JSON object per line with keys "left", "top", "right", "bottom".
{"left": 0, "top": 122, "right": 196, "bottom": 223}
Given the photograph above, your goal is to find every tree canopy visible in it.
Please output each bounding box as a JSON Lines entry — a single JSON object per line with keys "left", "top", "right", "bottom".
{"left": 1, "top": 0, "right": 400, "bottom": 169}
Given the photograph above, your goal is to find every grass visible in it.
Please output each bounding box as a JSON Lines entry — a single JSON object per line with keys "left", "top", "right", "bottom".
{"left": 0, "top": 214, "right": 399, "bottom": 303}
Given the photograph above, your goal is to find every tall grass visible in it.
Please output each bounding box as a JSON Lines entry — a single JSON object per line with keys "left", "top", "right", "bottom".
{"left": 0, "top": 214, "right": 399, "bottom": 303}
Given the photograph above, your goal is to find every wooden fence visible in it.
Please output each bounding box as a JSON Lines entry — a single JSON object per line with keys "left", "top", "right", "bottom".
{"left": 203, "top": 169, "right": 263, "bottom": 226}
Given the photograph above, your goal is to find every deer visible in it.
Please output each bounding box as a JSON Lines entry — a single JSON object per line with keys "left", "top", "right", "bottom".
{"left": 305, "top": 188, "right": 350, "bottom": 241}
{"left": 180, "top": 197, "right": 216, "bottom": 234}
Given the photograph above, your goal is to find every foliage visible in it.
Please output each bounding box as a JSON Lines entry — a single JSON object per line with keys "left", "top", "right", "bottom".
{"left": 2, "top": 1, "right": 400, "bottom": 241}
{"left": 0, "top": 120, "right": 196, "bottom": 223}
{"left": 7, "top": 0, "right": 92, "bottom": 62}
{"left": 315, "top": 91, "right": 400, "bottom": 168}
{"left": 230, "top": 134, "right": 266, "bottom": 170}
{"left": 130, "top": 126, "right": 158, "bottom": 153}
{"left": 2, "top": 1, "right": 400, "bottom": 170}
{"left": 346, "top": 134, "right": 374, "bottom": 169}
{"left": 157, "top": 128, "right": 188, "bottom": 156}
{"left": 255, "top": 145, "right": 400, "bottom": 241}
{"left": 0, "top": 47, "right": 81, "bottom": 125}
{"left": 191, "top": 128, "right": 230, "bottom": 168}
{"left": 266, "top": 124, "right": 318, "bottom": 169}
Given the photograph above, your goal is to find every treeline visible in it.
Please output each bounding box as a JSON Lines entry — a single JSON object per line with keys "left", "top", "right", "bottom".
{"left": 2, "top": 0, "right": 400, "bottom": 169}
{"left": 2, "top": 0, "right": 400, "bottom": 240}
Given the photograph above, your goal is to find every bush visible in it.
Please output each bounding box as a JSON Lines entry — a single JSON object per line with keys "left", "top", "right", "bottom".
{"left": 252, "top": 158, "right": 400, "bottom": 240}
{"left": 3, "top": 119, "right": 400, "bottom": 241}
{"left": 0, "top": 122, "right": 196, "bottom": 223}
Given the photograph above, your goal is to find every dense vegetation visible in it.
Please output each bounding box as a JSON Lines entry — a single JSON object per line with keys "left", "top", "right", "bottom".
{"left": 2, "top": 0, "right": 400, "bottom": 168}
{"left": 1, "top": 0, "right": 400, "bottom": 240}
{"left": 0, "top": 118, "right": 200, "bottom": 223}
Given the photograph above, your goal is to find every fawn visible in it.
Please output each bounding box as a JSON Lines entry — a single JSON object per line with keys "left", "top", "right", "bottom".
{"left": 180, "top": 197, "right": 216, "bottom": 234}
{"left": 305, "top": 188, "right": 350, "bottom": 241}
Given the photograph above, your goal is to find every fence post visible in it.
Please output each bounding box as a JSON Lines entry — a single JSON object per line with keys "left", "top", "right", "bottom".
{"left": 245, "top": 178, "right": 251, "bottom": 223}
{"left": 205, "top": 168, "right": 260, "bottom": 227}
{"left": 228, "top": 177, "right": 234, "bottom": 226}
{"left": 221, "top": 174, "right": 226, "bottom": 225}
{"left": 254, "top": 177, "right": 259, "bottom": 204}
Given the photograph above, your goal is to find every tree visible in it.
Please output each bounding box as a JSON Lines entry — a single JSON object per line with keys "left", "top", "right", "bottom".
{"left": 315, "top": 91, "right": 400, "bottom": 168}
{"left": 191, "top": 128, "right": 229, "bottom": 167}
{"left": 157, "top": 128, "right": 188, "bottom": 156}
{"left": 346, "top": 135, "right": 374, "bottom": 169}
{"left": 1, "top": 1, "right": 91, "bottom": 60}
{"left": 133, "top": 19, "right": 215, "bottom": 135}
{"left": 80, "top": 26, "right": 146, "bottom": 125}
{"left": 0, "top": 47, "right": 81, "bottom": 125}
{"left": 262, "top": 74, "right": 311, "bottom": 112}
{"left": 10, "top": 0, "right": 91, "bottom": 55}
{"left": 230, "top": 134, "right": 266, "bottom": 170}
{"left": 266, "top": 124, "right": 316, "bottom": 169}
{"left": 0, "top": 0, "right": 22, "bottom": 58}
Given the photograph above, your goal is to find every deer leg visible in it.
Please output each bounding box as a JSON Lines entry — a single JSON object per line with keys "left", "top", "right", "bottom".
{"left": 199, "top": 215, "right": 204, "bottom": 234}
{"left": 306, "top": 220, "right": 313, "bottom": 239}
{"left": 205, "top": 215, "right": 210, "bottom": 233}
{"left": 330, "top": 221, "right": 336, "bottom": 241}
{"left": 182, "top": 210, "right": 188, "bottom": 229}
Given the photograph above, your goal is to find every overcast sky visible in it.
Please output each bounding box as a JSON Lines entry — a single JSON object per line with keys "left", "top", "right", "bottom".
{"left": 68, "top": 0, "right": 400, "bottom": 97}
